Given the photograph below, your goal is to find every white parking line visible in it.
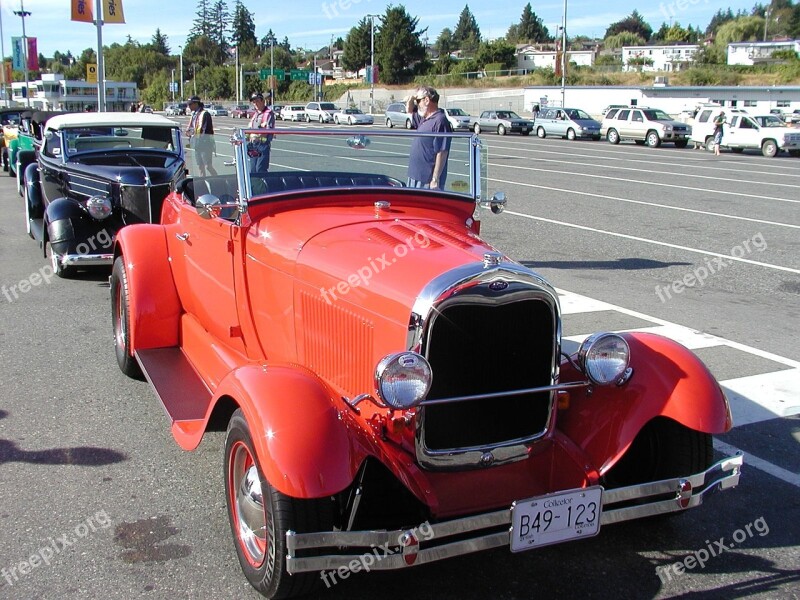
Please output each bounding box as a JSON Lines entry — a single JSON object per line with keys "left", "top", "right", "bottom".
{"left": 504, "top": 210, "right": 800, "bottom": 274}
{"left": 505, "top": 182, "right": 800, "bottom": 230}
{"left": 714, "top": 440, "right": 800, "bottom": 488}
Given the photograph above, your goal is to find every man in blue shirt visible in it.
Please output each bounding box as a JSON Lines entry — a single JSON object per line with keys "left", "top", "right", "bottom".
{"left": 405, "top": 86, "right": 452, "bottom": 189}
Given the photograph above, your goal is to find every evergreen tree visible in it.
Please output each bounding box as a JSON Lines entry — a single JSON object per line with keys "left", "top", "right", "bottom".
{"left": 453, "top": 5, "right": 481, "bottom": 53}
{"left": 342, "top": 18, "right": 372, "bottom": 72}
{"left": 604, "top": 10, "right": 652, "bottom": 41}
{"left": 150, "top": 29, "right": 170, "bottom": 55}
{"left": 210, "top": 0, "right": 231, "bottom": 54}
{"left": 375, "top": 6, "right": 426, "bottom": 84}
{"left": 435, "top": 28, "right": 455, "bottom": 57}
{"left": 189, "top": 0, "right": 214, "bottom": 42}
{"left": 705, "top": 8, "right": 735, "bottom": 35}
{"left": 230, "top": 1, "right": 257, "bottom": 49}
{"left": 507, "top": 3, "right": 550, "bottom": 43}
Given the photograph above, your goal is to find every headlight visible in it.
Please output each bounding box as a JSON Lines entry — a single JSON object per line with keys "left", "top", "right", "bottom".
{"left": 375, "top": 352, "right": 432, "bottom": 409}
{"left": 664, "top": 125, "right": 673, "bottom": 131}
{"left": 86, "top": 196, "right": 112, "bottom": 220}
{"left": 578, "top": 333, "right": 630, "bottom": 385}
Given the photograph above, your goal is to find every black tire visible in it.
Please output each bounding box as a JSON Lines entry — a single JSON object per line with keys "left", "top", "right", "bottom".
{"left": 305, "top": 115, "right": 311, "bottom": 123}
{"left": 601, "top": 417, "right": 712, "bottom": 491}
{"left": 404, "top": 118, "right": 412, "bottom": 130}
{"left": 705, "top": 136, "right": 715, "bottom": 152}
{"left": 473, "top": 123, "right": 481, "bottom": 134}
{"left": 318, "top": 115, "right": 324, "bottom": 123}
{"left": 566, "top": 128, "right": 576, "bottom": 140}
{"left": 111, "top": 256, "right": 144, "bottom": 379}
{"left": 497, "top": 124, "right": 506, "bottom": 136}
{"left": 225, "top": 409, "right": 335, "bottom": 599}
{"left": 607, "top": 129, "right": 620, "bottom": 144}
{"left": 536, "top": 126, "right": 546, "bottom": 138}
{"left": 48, "top": 242, "right": 76, "bottom": 279}
{"left": 674, "top": 140, "right": 688, "bottom": 148}
{"left": 25, "top": 191, "right": 33, "bottom": 239}
{"left": 386, "top": 118, "right": 393, "bottom": 128}
{"left": 646, "top": 131, "right": 661, "bottom": 148}
{"left": 761, "top": 139, "right": 778, "bottom": 158}
{"left": 2, "top": 148, "right": 7, "bottom": 172}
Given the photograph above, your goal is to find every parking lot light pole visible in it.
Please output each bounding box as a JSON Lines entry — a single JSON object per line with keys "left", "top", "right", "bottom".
{"left": 367, "top": 14, "right": 379, "bottom": 115}
{"left": 179, "top": 46, "right": 184, "bottom": 99}
{"left": 560, "top": 0, "right": 567, "bottom": 109}
{"left": 171, "top": 69, "right": 175, "bottom": 102}
{"left": 13, "top": 0, "right": 31, "bottom": 108}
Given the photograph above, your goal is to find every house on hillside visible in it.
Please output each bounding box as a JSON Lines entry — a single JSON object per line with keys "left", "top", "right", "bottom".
{"left": 621, "top": 44, "right": 698, "bottom": 72}
{"left": 515, "top": 44, "right": 596, "bottom": 72}
{"left": 727, "top": 40, "right": 800, "bottom": 65}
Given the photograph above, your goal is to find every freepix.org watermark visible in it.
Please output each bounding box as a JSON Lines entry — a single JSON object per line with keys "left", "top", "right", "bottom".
{"left": 321, "top": 0, "right": 371, "bottom": 19}
{"left": 320, "top": 521, "right": 434, "bottom": 588}
{"left": 1, "top": 510, "right": 112, "bottom": 587}
{"left": 660, "top": 0, "right": 711, "bottom": 22}
{"left": 656, "top": 516, "right": 769, "bottom": 583}
{"left": 655, "top": 232, "right": 767, "bottom": 303}
{"left": 1, "top": 229, "right": 113, "bottom": 303}
{"left": 319, "top": 230, "right": 431, "bottom": 305}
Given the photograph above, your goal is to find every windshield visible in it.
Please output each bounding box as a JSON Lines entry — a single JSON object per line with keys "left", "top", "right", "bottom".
{"left": 448, "top": 108, "right": 466, "bottom": 116}
{"left": 320, "top": 103, "right": 337, "bottom": 111}
{"left": 496, "top": 112, "right": 521, "bottom": 119}
{"left": 63, "top": 126, "right": 182, "bottom": 154}
{"left": 756, "top": 115, "right": 785, "bottom": 127}
{"left": 643, "top": 109, "right": 673, "bottom": 121}
{"left": 345, "top": 109, "right": 362, "bottom": 114}
{"left": 189, "top": 129, "right": 489, "bottom": 205}
{"left": 566, "top": 109, "right": 592, "bottom": 120}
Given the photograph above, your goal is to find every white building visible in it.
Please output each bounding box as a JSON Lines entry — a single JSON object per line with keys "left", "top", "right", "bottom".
{"left": 621, "top": 44, "right": 698, "bottom": 72}
{"left": 11, "top": 73, "right": 138, "bottom": 112}
{"left": 516, "top": 45, "right": 595, "bottom": 71}
{"left": 727, "top": 40, "right": 800, "bottom": 65}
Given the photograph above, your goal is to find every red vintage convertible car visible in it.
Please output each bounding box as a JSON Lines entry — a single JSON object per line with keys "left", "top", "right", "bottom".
{"left": 111, "top": 128, "right": 742, "bottom": 598}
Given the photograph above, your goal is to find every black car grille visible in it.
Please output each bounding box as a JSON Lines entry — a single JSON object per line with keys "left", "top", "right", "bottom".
{"left": 421, "top": 298, "right": 555, "bottom": 451}
{"left": 121, "top": 183, "right": 171, "bottom": 224}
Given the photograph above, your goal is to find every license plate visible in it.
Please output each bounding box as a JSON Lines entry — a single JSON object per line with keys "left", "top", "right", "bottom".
{"left": 510, "top": 486, "right": 602, "bottom": 552}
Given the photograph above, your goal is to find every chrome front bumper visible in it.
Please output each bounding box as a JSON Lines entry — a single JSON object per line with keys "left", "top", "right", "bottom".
{"left": 57, "top": 253, "right": 114, "bottom": 267}
{"left": 286, "top": 454, "right": 742, "bottom": 574}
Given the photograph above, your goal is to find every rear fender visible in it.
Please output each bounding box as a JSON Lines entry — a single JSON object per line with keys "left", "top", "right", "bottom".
{"left": 215, "top": 364, "right": 361, "bottom": 499}
{"left": 558, "top": 332, "right": 732, "bottom": 475}
{"left": 115, "top": 225, "right": 182, "bottom": 350}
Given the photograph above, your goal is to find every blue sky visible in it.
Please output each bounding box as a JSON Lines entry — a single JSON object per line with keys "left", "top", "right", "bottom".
{"left": 2, "top": 0, "right": 759, "bottom": 59}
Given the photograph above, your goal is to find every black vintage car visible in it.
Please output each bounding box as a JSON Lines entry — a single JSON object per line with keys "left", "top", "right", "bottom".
{"left": 24, "top": 112, "right": 186, "bottom": 277}
{"left": 12, "top": 111, "right": 68, "bottom": 195}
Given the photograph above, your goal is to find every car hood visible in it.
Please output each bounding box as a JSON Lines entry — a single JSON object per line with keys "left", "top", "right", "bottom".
{"left": 66, "top": 153, "right": 185, "bottom": 185}
{"left": 574, "top": 119, "right": 600, "bottom": 128}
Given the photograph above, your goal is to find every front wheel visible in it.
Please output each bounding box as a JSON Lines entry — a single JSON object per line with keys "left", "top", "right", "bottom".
{"left": 566, "top": 128, "right": 576, "bottom": 140}
{"left": 473, "top": 123, "right": 481, "bottom": 134}
{"left": 111, "top": 256, "right": 143, "bottom": 378}
{"left": 319, "top": 115, "right": 324, "bottom": 123}
{"left": 705, "top": 136, "right": 716, "bottom": 152}
{"left": 761, "top": 139, "right": 778, "bottom": 158}
{"left": 225, "top": 410, "right": 334, "bottom": 599}
{"left": 48, "top": 242, "right": 76, "bottom": 279}
{"left": 404, "top": 118, "right": 412, "bottom": 130}
{"left": 305, "top": 115, "right": 311, "bottom": 123}
{"left": 607, "top": 129, "right": 620, "bottom": 144}
{"left": 536, "top": 126, "right": 546, "bottom": 138}
{"left": 386, "top": 118, "right": 393, "bottom": 128}
{"left": 646, "top": 131, "right": 661, "bottom": 147}
{"left": 497, "top": 124, "right": 506, "bottom": 136}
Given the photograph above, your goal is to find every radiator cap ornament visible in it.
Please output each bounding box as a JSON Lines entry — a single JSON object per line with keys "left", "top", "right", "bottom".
{"left": 483, "top": 251, "right": 502, "bottom": 267}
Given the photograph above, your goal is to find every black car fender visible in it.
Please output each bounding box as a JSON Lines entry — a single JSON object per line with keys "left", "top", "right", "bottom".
{"left": 44, "top": 197, "right": 85, "bottom": 249}
{"left": 24, "top": 162, "right": 43, "bottom": 217}
{"left": 17, "top": 149, "right": 36, "bottom": 174}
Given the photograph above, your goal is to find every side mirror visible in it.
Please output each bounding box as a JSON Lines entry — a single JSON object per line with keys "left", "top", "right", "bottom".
{"left": 479, "top": 191, "right": 506, "bottom": 215}
{"left": 196, "top": 194, "right": 222, "bottom": 219}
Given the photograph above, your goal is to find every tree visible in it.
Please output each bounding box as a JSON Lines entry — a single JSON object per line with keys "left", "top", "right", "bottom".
{"left": 230, "top": 1, "right": 257, "bottom": 49}
{"left": 705, "top": 8, "right": 735, "bottom": 35}
{"left": 341, "top": 18, "right": 372, "bottom": 72}
{"left": 435, "top": 28, "right": 455, "bottom": 58}
{"left": 150, "top": 29, "right": 170, "bottom": 55}
{"left": 375, "top": 5, "right": 426, "bottom": 84}
{"left": 507, "top": 3, "right": 550, "bottom": 43}
{"left": 605, "top": 10, "right": 652, "bottom": 41}
{"left": 189, "top": 0, "right": 215, "bottom": 41}
{"left": 714, "top": 15, "right": 765, "bottom": 46}
{"left": 453, "top": 5, "right": 481, "bottom": 53}
{"left": 603, "top": 32, "right": 647, "bottom": 49}
{"left": 210, "top": 0, "right": 231, "bottom": 54}
{"left": 475, "top": 38, "right": 516, "bottom": 69}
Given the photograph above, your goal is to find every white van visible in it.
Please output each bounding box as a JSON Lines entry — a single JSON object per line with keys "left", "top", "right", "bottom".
{"left": 691, "top": 107, "right": 800, "bottom": 156}
{"left": 689, "top": 107, "right": 748, "bottom": 149}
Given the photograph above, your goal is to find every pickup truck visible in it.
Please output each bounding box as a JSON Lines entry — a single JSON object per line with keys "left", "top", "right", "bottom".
{"left": 717, "top": 114, "right": 800, "bottom": 157}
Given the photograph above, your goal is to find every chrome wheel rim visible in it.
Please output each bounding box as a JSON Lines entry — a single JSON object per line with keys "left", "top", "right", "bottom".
{"left": 229, "top": 441, "right": 268, "bottom": 567}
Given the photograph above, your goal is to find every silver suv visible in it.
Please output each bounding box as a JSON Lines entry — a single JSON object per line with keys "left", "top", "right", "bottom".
{"left": 304, "top": 102, "right": 337, "bottom": 123}
{"left": 600, "top": 106, "right": 690, "bottom": 148}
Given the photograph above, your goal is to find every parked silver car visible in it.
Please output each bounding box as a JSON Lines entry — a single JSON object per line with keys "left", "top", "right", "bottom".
{"left": 535, "top": 108, "right": 601, "bottom": 140}
{"left": 471, "top": 110, "right": 534, "bottom": 135}
{"left": 385, "top": 102, "right": 412, "bottom": 129}
{"left": 333, "top": 108, "right": 374, "bottom": 125}
{"left": 443, "top": 107, "right": 472, "bottom": 130}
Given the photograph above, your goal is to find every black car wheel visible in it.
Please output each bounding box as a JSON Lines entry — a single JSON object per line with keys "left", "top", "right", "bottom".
{"left": 536, "top": 126, "right": 546, "bottom": 138}
{"left": 566, "top": 128, "right": 576, "bottom": 140}
{"left": 48, "top": 242, "right": 75, "bottom": 279}
{"left": 111, "top": 256, "right": 143, "bottom": 378}
{"left": 497, "top": 124, "right": 507, "bottom": 136}
{"left": 473, "top": 123, "right": 481, "bottom": 134}
{"left": 225, "top": 409, "right": 334, "bottom": 599}
{"left": 601, "top": 417, "right": 712, "bottom": 498}
{"left": 386, "top": 118, "right": 393, "bottom": 128}
{"left": 24, "top": 191, "right": 33, "bottom": 239}
{"left": 607, "top": 129, "right": 620, "bottom": 144}
{"left": 761, "top": 139, "right": 778, "bottom": 158}
{"left": 405, "top": 119, "right": 412, "bottom": 129}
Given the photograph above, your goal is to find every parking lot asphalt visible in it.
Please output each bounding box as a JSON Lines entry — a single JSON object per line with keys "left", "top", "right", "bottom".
{"left": 0, "top": 117, "right": 798, "bottom": 599}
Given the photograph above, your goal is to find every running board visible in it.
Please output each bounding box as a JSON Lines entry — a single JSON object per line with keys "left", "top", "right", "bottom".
{"left": 29, "top": 218, "right": 44, "bottom": 243}
{"left": 136, "top": 348, "right": 212, "bottom": 439}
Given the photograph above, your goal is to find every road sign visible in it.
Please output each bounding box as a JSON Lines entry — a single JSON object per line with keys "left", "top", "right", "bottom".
{"left": 169, "top": 82, "right": 178, "bottom": 92}
{"left": 291, "top": 69, "right": 310, "bottom": 81}
{"left": 308, "top": 72, "right": 322, "bottom": 85}
{"left": 260, "top": 69, "right": 269, "bottom": 80}
{"left": 260, "top": 69, "right": 285, "bottom": 80}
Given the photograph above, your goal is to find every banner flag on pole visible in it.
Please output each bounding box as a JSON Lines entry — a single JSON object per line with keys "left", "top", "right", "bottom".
{"left": 27, "top": 38, "right": 39, "bottom": 70}
{"left": 11, "top": 37, "right": 24, "bottom": 71}
{"left": 103, "top": 0, "right": 126, "bottom": 23}
{"left": 71, "top": 0, "right": 94, "bottom": 22}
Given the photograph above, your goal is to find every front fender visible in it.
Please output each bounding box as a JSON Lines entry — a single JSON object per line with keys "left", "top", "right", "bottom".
{"left": 558, "top": 332, "right": 732, "bottom": 475}
{"left": 115, "top": 225, "right": 182, "bottom": 351}
{"left": 214, "top": 365, "right": 360, "bottom": 499}
{"left": 25, "top": 162, "right": 42, "bottom": 216}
